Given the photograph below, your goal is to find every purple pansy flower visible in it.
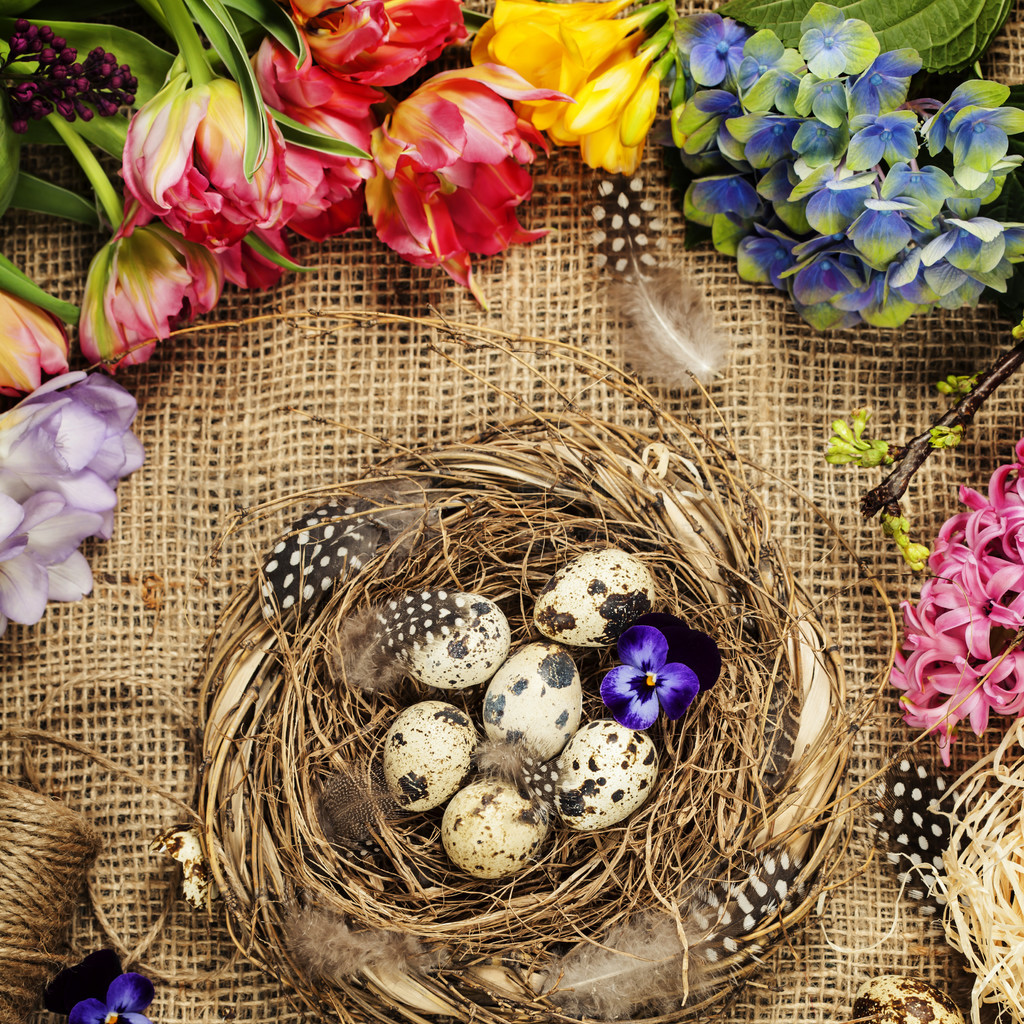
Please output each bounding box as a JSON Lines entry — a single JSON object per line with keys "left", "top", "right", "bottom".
{"left": 600, "top": 623, "right": 706, "bottom": 731}
{"left": 44, "top": 950, "right": 124, "bottom": 1015}
{"left": 69, "top": 972, "right": 154, "bottom": 1024}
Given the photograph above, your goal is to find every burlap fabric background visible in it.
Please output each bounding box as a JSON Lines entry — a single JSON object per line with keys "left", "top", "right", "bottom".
{"left": 4, "top": 7, "right": 1024, "bottom": 1019}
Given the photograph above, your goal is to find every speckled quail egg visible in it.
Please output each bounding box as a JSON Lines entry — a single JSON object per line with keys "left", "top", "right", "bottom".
{"left": 533, "top": 548, "right": 656, "bottom": 647}
{"left": 441, "top": 779, "right": 550, "bottom": 879}
{"left": 482, "top": 641, "right": 582, "bottom": 761}
{"left": 555, "top": 720, "right": 658, "bottom": 830}
{"left": 852, "top": 977, "right": 965, "bottom": 1024}
{"left": 383, "top": 590, "right": 511, "bottom": 690}
{"left": 382, "top": 701, "right": 478, "bottom": 811}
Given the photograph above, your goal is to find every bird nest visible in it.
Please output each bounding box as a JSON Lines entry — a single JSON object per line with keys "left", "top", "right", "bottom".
{"left": 196, "top": 327, "right": 853, "bottom": 1024}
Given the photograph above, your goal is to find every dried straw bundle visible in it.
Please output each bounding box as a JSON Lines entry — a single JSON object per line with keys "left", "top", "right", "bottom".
{"left": 196, "top": 327, "right": 853, "bottom": 1024}
{"left": 938, "top": 719, "right": 1024, "bottom": 1024}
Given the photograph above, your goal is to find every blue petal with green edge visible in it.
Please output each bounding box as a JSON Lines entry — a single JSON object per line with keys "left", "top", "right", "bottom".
{"left": 789, "top": 253, "right": 863, "bottom": 305}
{"left": 882, "top": 163, "right": 954, "bottom": 208}
{"left": 792, "top": 118, "right": 849, "bottom": 167}
{"left": 773, "top": 195, "right": 813, "bottom": 234}
{"left": 937, "top": 276, "right": 987, "bottom": 308}
{"left": 688, "top": 174, "right": 761, "bottom": 218}
{"left": 886, "top": 246, "right": 922, "bottom": 289}
{"left": 1003, "top": 226, "right": 1024, "bottom": 260}
{"left": 794, "top": 75, "right": 848, "bottom": 129}
{"left": 727, "top": 114, "right": 801, "bottom": 168}
{"left": 846, "top": 111, "right": 919, "bottom": 171}
{"left": 804, "top": 177, "right": 873, "bottom": 234}
{"left": 847, "top": 49, "right": 921, "bottom": 119}
{"left": 849, "top": 204, "right": 913, "bottom": 264}
{"left": 737, "top": 229, "right": 797, "bottom": 288}
{"left": 949, "top": 107, "right": 1024, "bottom": 188}
{"left": 712, "top": 211, "right": 754, "bottom": 256}
{"left": 792, "top": 298, "right": 862, "bottom": 329}
{"left": 757, "top": 160, "right": 797, "bottom": 201}
{"left": 923, "top": 259, "right": 968, "bottom": 296}
{"left": 799, "top": 5, "right": 879, "bottom": 78}
{"left": 922, "top": 80, "right": 1011, "bottom": 155}
{"left": 742, "top": 67, "right": 801, "bottom": 113}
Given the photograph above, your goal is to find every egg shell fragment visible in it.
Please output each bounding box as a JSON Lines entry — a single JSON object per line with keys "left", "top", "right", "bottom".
{"left": 393, "top": 591, "right": 511, "bottom": 690}
{"left": 383, "top": 701, "right": 477, "bottom": 811}
{"left": 533, "top": 548, "right": 656, "bottom": 647}
{"left": 442, "top": 780, "right": 550, "bottom": 879}
{"left": 482, "top": 641, "right": 583, "bottom": 761}
{"left": 852, "top": 977, "right": 965, "bottom": 1024}
{"left": 555, "top": 720, "right": 658, "bottom": 831}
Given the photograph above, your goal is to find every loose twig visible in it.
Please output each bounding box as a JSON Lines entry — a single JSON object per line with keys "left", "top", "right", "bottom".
{"left": 861, "top": 336, "right": 1024, "bottom": 519}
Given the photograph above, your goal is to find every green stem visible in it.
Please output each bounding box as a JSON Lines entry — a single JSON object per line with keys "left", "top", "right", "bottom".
{"left": 159, "top": 0, "right": 211, "bottom": 86}
{"left": 133, "top": 0, "right": 175, "bottom": 36}
{"left": 46, "top": 116, "right": 123, "bottom": 229}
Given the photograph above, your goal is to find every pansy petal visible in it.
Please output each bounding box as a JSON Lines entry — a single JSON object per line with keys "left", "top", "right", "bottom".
{"left": 631, "top": 613, "right": 723, "bottom": 691}
{"left": 612, "top": 688, "right": 662, "bottom": 730}
{"left": 616, "top": 623, "right": 669, "bottom": 671}
{"left": 655, "top": 663, "right": 701, "bottom": 719}
{"left": 119, "top": 1014, "right": 153, "bottom": 1024}
{"left": 600, "top": 665, "right": 648, "bottom": 710}
{"left": 69, "top": 999, "right": 108, "bottom": 1024}
{"left": 107, "top": 973, "right": 155, "bottom": 1013}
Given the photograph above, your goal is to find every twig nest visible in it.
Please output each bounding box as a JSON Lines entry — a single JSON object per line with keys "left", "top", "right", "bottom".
{"left": 441, "top": 780, "right": 550, "bottom": 879}
{"left": 853, "top": 977, "right": 964, "bottom": 1024}
{"left": 382, "top": 701, "right": 477, "bottom": 811}
{"left": 555, "top": 720, "right": 659, "bottom": 830}
{"left": 534, "top": 548, "right": 655, "bottom": 647}
{"left": 482, "top": 641, "right": 582, "bottom": 760}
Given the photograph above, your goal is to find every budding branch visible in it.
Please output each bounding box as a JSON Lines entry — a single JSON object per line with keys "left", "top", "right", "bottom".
{"left": 860, "top": 335, "right": 1024, "bottom": 519}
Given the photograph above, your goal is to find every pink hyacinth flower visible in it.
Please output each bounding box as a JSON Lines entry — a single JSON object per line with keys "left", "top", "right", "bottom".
{"left": 79, "top": 210, "right": 223, "bottom": 369}
{"left": 254, "top": 38, "right": 378, "bottom": 241}
{"left": 294, "top": 0, "right": 466, "bottom": 86}
{"left": 123, "top": 73, "right": 291, "bottom": 251}
{"left": 0, "top": 290, "right": 69, "bottom": 397}
{"left": 365, "top": 63, "right": 568, "bottom": 304}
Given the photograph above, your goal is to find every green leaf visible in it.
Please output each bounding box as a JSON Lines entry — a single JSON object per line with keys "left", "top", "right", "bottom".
{"left": 0, "top": 253, "right": 79, "bottom": 323}
{"left": 183, "top": 0, "right": 269, "bottom": 178}
{"left": 0, "top": 102, "right": 20, "bottom": 217}
{"left": 269, "top": 108, "right": 371, "bottom": 160}
{"left": 0, "top": 0, "right": 42, "bottom": 13}
{"left": 718, "top": 0, "right": 1015, "bottom": 73}
{"left": 243, "top": 231, "right": 311, "bottom": 272}
{"left": 222, "top": 0, "right": 306, "bottom": 60}
{"left": 20, "top": 111, "right": 128, "bottom": 157}
{"left": 462, "top": 7, "right": 489, "bottom": 32}
{"left": 10, "top": 171, "right": 100, "bottom": 225}
{"left": 0, "top": 19, "right": 175, "bottom": 106}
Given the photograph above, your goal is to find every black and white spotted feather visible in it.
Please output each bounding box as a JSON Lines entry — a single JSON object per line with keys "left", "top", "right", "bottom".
{"left": 332, "top": 589, "right": 481, "bottom": 693}
{"left": 542, "top": 849, "right": 805, "bottom": 1020}
{"left": 593, "top": 173, "right": 727, "bottom": 390}
{"left": 474, "top": 737, "right": 562, "bottom": 808}
{"left": 871, "top": 757, "right": 958, "bottom": 914}
{"left": 260, "top": 490, "right": 437, "bottom": 622}
{"left": 316, "top": 761, "right": 401, "bottom": 863}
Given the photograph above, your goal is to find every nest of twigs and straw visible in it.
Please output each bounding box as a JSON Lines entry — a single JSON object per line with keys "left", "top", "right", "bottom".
{"left": 196, "top": 323, "right": 856, "bottom": 1024}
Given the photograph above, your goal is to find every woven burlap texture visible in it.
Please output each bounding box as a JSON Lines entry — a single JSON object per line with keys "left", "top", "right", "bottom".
{"left": 3, "top": 6, "right": 1024, "bottom": 1020}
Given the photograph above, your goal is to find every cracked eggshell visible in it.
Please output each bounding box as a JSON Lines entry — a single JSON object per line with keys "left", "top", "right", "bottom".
{"left": 555, "top": 720, "right": 658, "bottom": 831}
{"left": 482, "top": 641, "right": 582, "bottom": 760}
{"left": 398, "top": 591, "right": 511, "bottom": 690}
{"left": 533, "top": 548, "right": 655, "bottom": 647}
{"left": 383, "top": 701, "right": 477, "bottom": 811}
{"left": 441, "top": 780, "right": 550, "bottom": 880}
{"left": 852, "top": 977, "right": 965, "bottom": 1024}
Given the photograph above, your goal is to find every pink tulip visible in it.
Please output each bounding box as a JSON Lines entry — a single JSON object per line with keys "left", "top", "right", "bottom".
{"left": 365, "top": 63, "right": 567, "bottom": 304}
{"left": 293, "top": 0, "right": 465, "bottom": 86}
{"left": 218, "top": 226, "right": 292, "bottom": 291}
{"left": 254, "top": 38, "right": 378, "bottom": 241}
{"left": 122, "top": 73, "right": 291, "bottom": 251}
{"left": 79, "top": 211, "right": 223, "bottom": 369}
{"left": 0, "top": 290, "right": 69, "bottom": 397}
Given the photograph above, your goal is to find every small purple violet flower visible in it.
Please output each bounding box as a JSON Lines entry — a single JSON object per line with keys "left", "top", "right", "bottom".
{"left": 69, "top": 973, "right": 154, "bottom": 1024}
{"left": 600, "top": 620, "right": 720, "bottom": 730}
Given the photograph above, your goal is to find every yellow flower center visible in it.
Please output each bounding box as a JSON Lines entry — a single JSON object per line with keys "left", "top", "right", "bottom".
{"left": 104, "top": 1014, "right": 120, "bottom": 1024}
{"left": 644, "top": 673, "right": 657, "bottom": 687}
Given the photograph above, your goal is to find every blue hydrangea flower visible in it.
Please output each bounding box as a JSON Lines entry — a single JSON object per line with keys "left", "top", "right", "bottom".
{"left": 676, "top": 13, "right": 750, "bottom": 88}
{"left": 794, "top": 75, "right": 849, "bottom": 128}
{"left": 685, "top": 174, "right": 761, "bottom": 224}
{"left": 737, "top": 225, "right": 798, "bottom": 288}
{"left": 69, "top": 973, "right": 154, "bottom": 1024}
{"left": 846, "top": 110, "right": 920, "bottom": 171}
{"left": 791, "top": 166, "right": 875, "bottom": 234}
{"left": 672, "top": 89, "right": 744, "bottom": 156}
{"left": 785, "top": 249, "right": 868, "bottom": 306}
{"left": 922, "top": 80, "right": 1011, "bottom": 155}
{"left": 881, "top": 162, "right": 954, "bottom": 225}
{"left": 600, "top": 624, "right": 701, "bottom": 730}
{"left": 848, "top": 199, "right": 915, "bottom": 265}
{"left": 920, "top": 217, "right": 1006, "bottom": 273}
{"left": 947, "top": 105, "right": 1024, "bottom": 189}
{"left": 847, "top": 49, "right": 922, "bottom": 119}
{"left": 737, "top": 30, "right": 803, "bottom": 110}
{"left": 792, "top": 117, "right": 850, "bottom": 168}
{"left": 798, "top": 2, "right": 880, "bottom": 79}
{"left": 726, "top": 114, "right": 801, "bottom": 168}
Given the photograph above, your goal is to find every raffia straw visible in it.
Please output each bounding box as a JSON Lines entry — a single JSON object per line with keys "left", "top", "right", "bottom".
{"left": 940, "top": 719, "right": 1024, "bottom": 1024}
{"left": 0, "top": 781, "right": 100, "bottom": 1023}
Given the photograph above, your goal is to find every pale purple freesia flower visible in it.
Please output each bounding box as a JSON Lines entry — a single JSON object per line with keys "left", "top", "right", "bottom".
{"left": 69, "top": 972, "right": 154, "bottom": 1024}
{"left": 892, "top": 435, "right": 1024, "bottom": 763}
{"left": 0, "top": 371, "right": 144, "bottom": 537}
{"left": 0, "top": 372, "right": 143, "bottom": 636}
{"left": 600, "top": 624, "right": 702, "bottom": 730}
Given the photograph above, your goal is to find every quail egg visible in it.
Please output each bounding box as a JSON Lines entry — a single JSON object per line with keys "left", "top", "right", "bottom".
{"left": 383, "top": 590, "right": 511, "bottom": 690}
{"left": 555, "top": 720, "right": 658, "bottom": 830}
{"left": 533, "top": 548, "right": 656, "bottom": 647}
{"left": 383, "top": 701, "right": 477, "bottom": 811}
{"left": 852, "top": 976, "right": 965, "bottom": 1024}
{"left": 441, "top": 780, "right": 550, "bottom": 879}
{"left": 482, "top": 641, "right": 583, "bottom": 760}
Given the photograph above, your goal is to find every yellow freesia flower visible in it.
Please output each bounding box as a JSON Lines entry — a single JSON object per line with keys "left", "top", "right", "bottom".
{"left": 472, "top": 0, "right": 671, "bottom": 174}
